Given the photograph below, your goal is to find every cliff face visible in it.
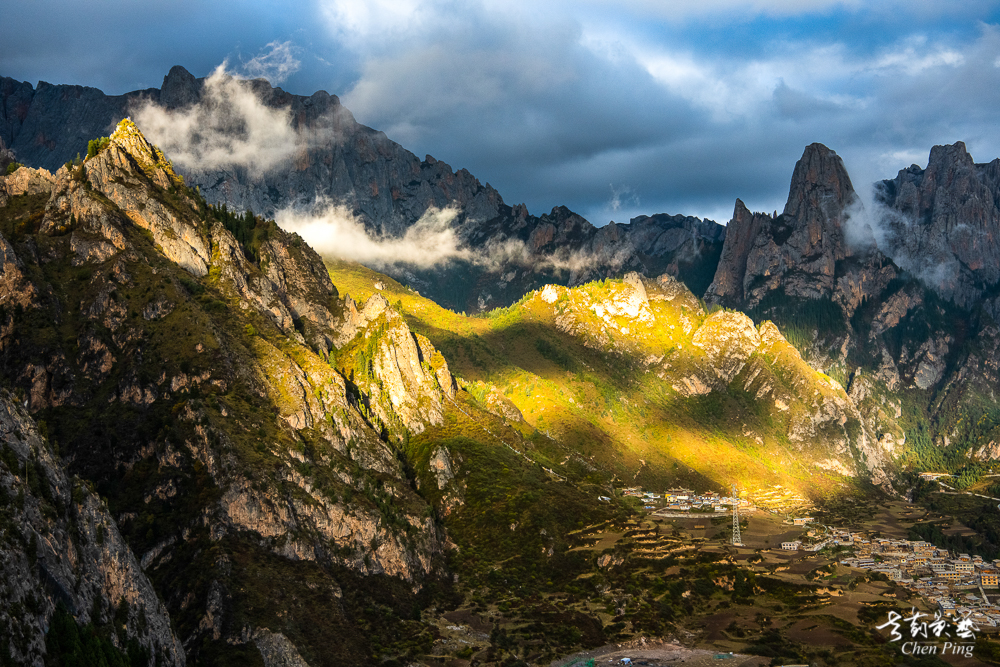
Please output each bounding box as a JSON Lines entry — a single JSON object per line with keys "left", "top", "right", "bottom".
{"left": 0, "top": 76, "right": 154, "bottom": 171}
{"left": 706, "top": 144, "right": 865, "bottom": 309}
{"left": 704, "top": 199, "right": 771, "bottom": 305}
{"left": 0, "top": 120, "right": 466, "bottom": 665}
{"left": 0, "top": 389, "right": 185, "bottom": 667}
{"left": 876, "top": 141, "right": 1000, "bottom": 308}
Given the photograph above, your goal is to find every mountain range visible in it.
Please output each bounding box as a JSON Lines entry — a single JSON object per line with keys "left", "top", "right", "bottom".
{"left": 3, "top": 67, "right": 1000, "bottom": 666}
{"left": 1, "top": 67, "right": 727, "bottom": 312}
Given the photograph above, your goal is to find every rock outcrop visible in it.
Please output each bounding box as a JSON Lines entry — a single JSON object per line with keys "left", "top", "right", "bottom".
{"left": 706, "top": 144, "right": 863, "bottom": 309}
{"left": 0, "top": 390, "right": 185, "bottom": 666}
{"left": 336, "top": 293, "right": 456, "bottom": 436}
{"left": 0, "top": 162, "right": 53, "bottom": 207}
{"left": 876, "top": 141, "right": 1000, "bottom": 308}
{"left": 705, "top": 200, "right": 771, "bottom": 305}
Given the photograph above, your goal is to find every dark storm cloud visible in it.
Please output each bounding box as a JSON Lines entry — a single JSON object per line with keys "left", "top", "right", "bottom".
{"left": 5, "top": 0, "right": 1000, "bottom": 226}
{"left": 0, "top": 0, "right": 352, "bottom": 94}
{"left": 329, "top": 1, "right": 1000, "bottom": 222}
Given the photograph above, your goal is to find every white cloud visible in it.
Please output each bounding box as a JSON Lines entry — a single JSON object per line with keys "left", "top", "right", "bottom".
{"left": 868, "top": 35, "right": 965, "bottom": 75}
{"left": 133, "top": 63, "right": 300, "bottom": 176}
{"left": 275, "top": 198, "right": 630, "bottom": 275}
{"left": 608, "top": 184, "right": 640, "bottom": 213}
{"left": 242, "top": 40, "right": 302, "bottom": 84}
{"left": 276, "top": 203, "right": 474, "bottom": 268}
{"left": 318, "top": 0, "right": 428, "bottom": 46}
{"left": 574, "top": 0, "right": 865, "bottom": 19}
{"left": 501, "top": 0, "right": 994, "bottom": 22}
{"left": 877, "top": 149, "right": 927, "bottom": 170}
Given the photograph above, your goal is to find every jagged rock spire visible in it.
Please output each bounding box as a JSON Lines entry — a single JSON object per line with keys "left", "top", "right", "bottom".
{"left": 704, "top": 199, "right": 771, "bottom": 305}
{"left": 783, "top": 142, "right": 855, "bottom": 223}
{"left": 706, "top": 143, "right": 860, "bottom": 308}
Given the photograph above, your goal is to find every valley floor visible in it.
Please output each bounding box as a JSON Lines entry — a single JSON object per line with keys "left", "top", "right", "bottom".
{"left": 437, "top": 499, "right": 1000, "bottom": 666}
{"left": 552, "top": 637, "right": 762, "bottom": 667}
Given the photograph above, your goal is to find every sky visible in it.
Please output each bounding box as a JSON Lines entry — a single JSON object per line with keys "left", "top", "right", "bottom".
{"left": 5, "top": 0, "right": 1000, "bottom": 226}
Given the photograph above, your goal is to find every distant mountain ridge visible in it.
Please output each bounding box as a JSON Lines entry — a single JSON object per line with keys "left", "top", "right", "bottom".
{"left": 0, "top": 66, "right": 726, "bottom": 312}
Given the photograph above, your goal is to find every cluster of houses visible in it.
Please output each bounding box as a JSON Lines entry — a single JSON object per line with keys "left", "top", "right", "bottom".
{"left": 824, "top": 533, "right": 1000, "bottom": 628}
{"left": 622, "top": 487, "right": 750, "bottom": 512}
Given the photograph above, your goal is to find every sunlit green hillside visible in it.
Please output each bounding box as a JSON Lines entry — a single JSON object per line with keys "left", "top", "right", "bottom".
{"left": 328, "top": 259, "right": 879, "bottom": 503}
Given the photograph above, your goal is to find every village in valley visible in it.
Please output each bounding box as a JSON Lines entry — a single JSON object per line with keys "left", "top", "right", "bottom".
{"left": 620, "top": 483, "right": 1000, "bottom": 633}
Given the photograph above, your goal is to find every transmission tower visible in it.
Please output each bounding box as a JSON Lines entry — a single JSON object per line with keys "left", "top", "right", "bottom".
{"left": 732, "top": 483, "right": 742, "bottom": 546}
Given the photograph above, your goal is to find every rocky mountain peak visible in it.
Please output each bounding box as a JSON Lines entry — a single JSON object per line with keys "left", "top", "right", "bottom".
{"left": 160, "top": 65, "right": 200, "bottom": 109}
{"left": 926, "top": 140, "right": 975, "bottom": 173}
{"left": 783, "top": 142, "right": 855, "bottom": 221}
{"left": 705, "top": 143, "right": 859, "bottom": 309}
{"left": 1, "top": 67, "right": 732, "bottom": 312}
{"left": 876, "top": 141, "right": 1000, "bottom": 307}
{"left": 108, "top": 117, "right": 176, "bottom": 180}
{"left": 703, "top": 199, "right": 772, "bottom": 305}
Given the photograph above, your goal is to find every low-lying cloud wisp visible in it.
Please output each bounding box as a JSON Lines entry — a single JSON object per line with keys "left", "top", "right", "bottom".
{"left": 846, "top": 183, "right": 965, "bottom": 296}
{"left": 275, "top": 202, "right": 630, "bottom": 278}
{"left": 480, "top": 236, "right": 631, "bottom": 276}
{"left": 276, "top": 203, "right": 474, "bottom": 269}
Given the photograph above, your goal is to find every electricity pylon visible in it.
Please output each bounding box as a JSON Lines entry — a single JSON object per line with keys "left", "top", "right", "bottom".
{"left": 732, "top": 483, "right": 742, "bottom": 546}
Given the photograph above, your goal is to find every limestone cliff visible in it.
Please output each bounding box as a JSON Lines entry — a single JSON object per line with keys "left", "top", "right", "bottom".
{"left": 876, "top": 141, "right": 1000, "bottom": 308}
{"left": 0, "top": 389, "right": 185, "bottom": 666}
{"left": 333, "top": 293, "right": 456, "bottom": 436}
{"left": 703, "top": 199, "right": 771, "bottom": 305}
{"left": 702, "top": 140, "right": 1000, "bottom": 476}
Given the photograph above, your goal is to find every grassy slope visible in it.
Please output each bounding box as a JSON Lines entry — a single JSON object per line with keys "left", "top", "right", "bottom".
{"left": 328, "top": 260, "right": 860, "bottom": 505}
